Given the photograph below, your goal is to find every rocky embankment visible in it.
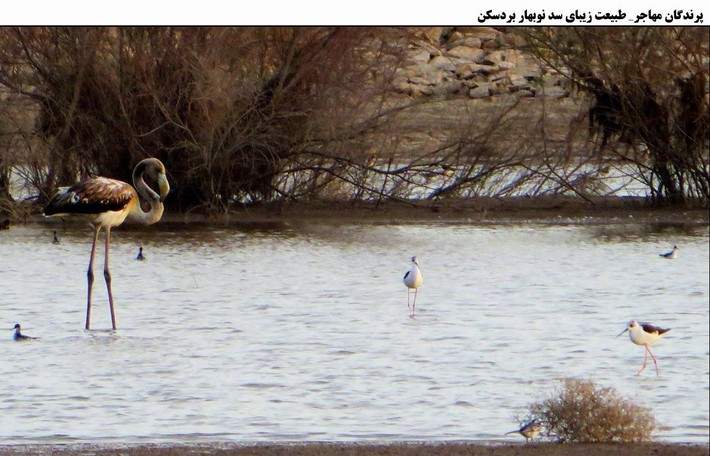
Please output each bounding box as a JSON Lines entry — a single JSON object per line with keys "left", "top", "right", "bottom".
{"left": 392, "top": 27, "right": 571, "bottom": 100}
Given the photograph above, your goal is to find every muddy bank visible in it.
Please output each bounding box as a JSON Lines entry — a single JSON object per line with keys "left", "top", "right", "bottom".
{"left": 7, "top": 196, "right": 709, "bottom": 228}
{"left": 1, "top": 442, "right": 708, "bottom": 456}
{"left": 157, "top": 197, "right": 710, "bottom": 226}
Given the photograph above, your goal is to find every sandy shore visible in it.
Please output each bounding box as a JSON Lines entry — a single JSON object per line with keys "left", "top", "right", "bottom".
{"left": 1, "top": 442, "right": 709, "bottom": 456}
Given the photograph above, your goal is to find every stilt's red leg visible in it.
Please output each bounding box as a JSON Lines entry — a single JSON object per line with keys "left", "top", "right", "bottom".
{"left": 647, "top": 346, "right": 659, "bottom": 376}
{"left": 637, "top": 346, "right": 649, "bottom": 375}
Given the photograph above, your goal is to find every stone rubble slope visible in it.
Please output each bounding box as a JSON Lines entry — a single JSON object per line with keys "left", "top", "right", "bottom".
{"left": 391, "top": 27, "right": 571, "bottom": 100}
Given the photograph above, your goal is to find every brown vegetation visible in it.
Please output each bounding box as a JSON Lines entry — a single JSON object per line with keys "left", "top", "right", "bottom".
{"left": 521, "top": 28, "right": 709, "bottom": 205}
{"left": 0, "top": 27, "right": 708, "bottom": 218}
{"left": 0, "top": 28, "right": 396, "bottom": 211}
{"left": 525, "top": 379, "right": 656, "bottom": 443}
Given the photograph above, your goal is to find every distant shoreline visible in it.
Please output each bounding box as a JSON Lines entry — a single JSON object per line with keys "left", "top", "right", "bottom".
{"left": 190, "top": 197, "right": 710, "bottom": 224}
{"left": 17, "top": 196, "right": 710, "bottom": 227}
{"left": 1, "top": 442, "right": 709, "bottom": 456}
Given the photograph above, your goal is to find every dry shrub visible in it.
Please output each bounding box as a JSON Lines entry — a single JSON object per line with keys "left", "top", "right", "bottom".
{"left": 520, "top": 27, "right": 709, "bottom": 206}
{"left": 528, "top": 378, "right": 656, "bottom": 443}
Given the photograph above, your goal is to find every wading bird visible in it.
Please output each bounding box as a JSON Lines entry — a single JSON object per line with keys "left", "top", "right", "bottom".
{"left": 659, "top": 245, "right": 678, "bottom": 259}
{"left": 13, "top": 323, "right": 38, "bottom": 341}
{"left": 136, "top": 246, "right": 145, "bottom": 261}
{"left": 403, "top": 256, "right": 423, "bottom": 318}
{"left": 505, "top": 419, "right": 542, "bottom": 442}
{"left": 44, "top": 158, "right": 170, "bottom": 331}
{"left": 618, "top": 320, "right": 671, "bottom": 376}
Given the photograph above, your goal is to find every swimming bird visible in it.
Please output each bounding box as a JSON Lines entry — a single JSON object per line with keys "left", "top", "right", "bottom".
{"left": 13, "top": 323, "right": 38, "bottom": 341}
{"left": 618, "top": 320, "right": 671, "bottom": 376}
{"left": 44, "top": 158, "right": 170, "bottom": 331}
{"left": 659, "top": 245, "right": 678, "bottom": 259}
{"left": 403, "top": 256, "right": 423, "bottom": 318}
{"left": 52, "top": 231, "right": 60, "bottom": 245}
{"left": 505, "top": 419, "right": 542, "bottom": 442}
{"left": 136, "top": 246, "right": 145, "bottom": 261}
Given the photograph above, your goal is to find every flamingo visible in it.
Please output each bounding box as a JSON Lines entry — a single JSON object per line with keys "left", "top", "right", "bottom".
{"left": 44, "top": 158, "right": 170, "bottom": 330}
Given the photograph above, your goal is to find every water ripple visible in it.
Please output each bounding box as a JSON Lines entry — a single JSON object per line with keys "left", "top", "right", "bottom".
{"left": 0, "top": 223, "right": 707, "bottom": 444}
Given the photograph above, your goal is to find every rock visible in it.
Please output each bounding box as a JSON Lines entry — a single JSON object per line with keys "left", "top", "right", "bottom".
{"left": 469, "top": 85, "right": 490, "bottom": 98}
{"left": 428, "top": 55, "right": 457, "bottom": 72}
{"left": 509, "top": 75, "right": 530, "bottom": 88}
{"left": 416, "top": 27, "right": 446, "bottom": 44}
{"left": 409, "top": 76, "right": 432, "bottom": 85}
{"left": 438, "top": 27, "right": 457, "bottom": 45}
{"left": 395, "top": 67, "right": 418, "bottom": 79}
{"left": 456, "top": 63, "right": 498, "bottom": 79}
{"left": 430, "top": 80, "right": 464, "bottom": 96}
{"left": 419, "top": 85, "right": 435, "bottom": 96}
{"left": 476, "top": 57, "right": 497, "bottom": 66}
{"left": 494, "top": 51, "right": 543, "bottom": 78}
{"left": 389, "top": 28, "right": 575, "bottom": 102}
{"left": 448, "top": 31, "right": 467, "bottom": 44}
{"left": 447, "top": 36, "right": 482, "bottom": 50}
{"left": 462, "top": 79, "right": 480, "bottom": 89}
{"left": 455, "top": 63, "right": 478, "bottom": 79}
{"left": 486, "top": 50, "right": 521, "bottom": 64}
{"left": 502, "top": 33, "right": 527, "bottom": 48}
{"left": 404, "top": 62, "right": 428, "bottom": 76}
{"left": 405, "top": 48, "right": 431, "bottom": 65}
{"left": 481, "top": 38, "right": 501, "bottom": 51}
{"left": 421, "top": 69, "right": 454, "bottom": 86}
{"left": 458, "top": 27, "right": 501, "bottom": 42}
{"left": 446, "top": 46, "right": 485, "bottom": 62}
{"left": 508, "top": 83, "right": 531, "bottom": 93}
{"left": 508, "top": 75, "right": 540, "bottom": 99}
{"left": 392, "top": 77, "right": 411, "bottom": 94}
{"left": 497, "top": 61, "right": 516, "bottom": 71}
{"left": 409, "top": 85, "right": 424, "bottom": 97}
{"left": 489, "top": 82, "right": 505, "bottom": 96}
{"left": 411, "top": 40, "right": 443, "bottom": 58}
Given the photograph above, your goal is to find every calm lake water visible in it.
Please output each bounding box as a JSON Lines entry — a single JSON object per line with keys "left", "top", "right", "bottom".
{"left": 1, "top": 217, "right": 708, "bottom": 444}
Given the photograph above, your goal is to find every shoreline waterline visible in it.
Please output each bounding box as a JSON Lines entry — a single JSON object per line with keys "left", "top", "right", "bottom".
{"left": 13, "top": 196, "right": 710, "bottom": 227}
{"left": 1, "top": 441, "right": 709, "bottom": 456}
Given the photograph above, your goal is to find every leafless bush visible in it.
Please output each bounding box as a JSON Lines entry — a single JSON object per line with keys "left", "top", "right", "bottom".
{"left": 2, "top": 27, "right": 541, "bottom": 212}
{"left": 520, "top": 27, "right": 709, "bottom": 206}
{"left": 527, "top": 378, "right": 656, "bottom": 443}
{"left": 0, "top": 27, "right": 398, "bottom": 211}
{"left": 3, "top": 27, "right": 703, "bottom": 213}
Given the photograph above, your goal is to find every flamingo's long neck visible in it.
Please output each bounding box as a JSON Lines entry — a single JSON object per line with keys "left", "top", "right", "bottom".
{"left": 128, "top": 164, "right": 164, "bottom": 226}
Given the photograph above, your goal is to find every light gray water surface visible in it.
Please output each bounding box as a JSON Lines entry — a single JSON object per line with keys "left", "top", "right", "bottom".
{"left": 1, "top": 219, "right": 708, "bottom": 444}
